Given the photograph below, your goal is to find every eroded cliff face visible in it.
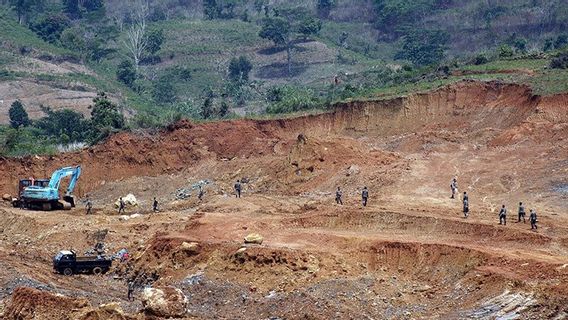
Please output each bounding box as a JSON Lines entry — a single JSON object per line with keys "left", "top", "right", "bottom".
{"left": 0, "top": 80, "right": 565, "bottom": 198}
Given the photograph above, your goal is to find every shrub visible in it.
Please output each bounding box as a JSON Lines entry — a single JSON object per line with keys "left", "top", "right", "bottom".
{"left": 266, "top": 86, "right": 322, "bottom": 114}
{"left": 550, "top": 53, "right": 568, "bottom": 69}
{"left": 116, "top": 60, "right": 136, "bottom": 87}
{"left": 473, "top": 53, "right": 489, "bottom": 65}
{"left": 498, "top": 44, "right": 514, "bottom": 58}
{"left": 228, "top": 56, "right": 253, "bottom": 82}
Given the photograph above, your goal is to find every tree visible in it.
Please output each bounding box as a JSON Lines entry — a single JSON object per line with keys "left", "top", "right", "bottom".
{"left": 82, "top": 0, "right": 104, "bottom": 12}
{"left": 254, "top": 0, "right": 267, "bottom": 15}
{"left": 259, "top": 8, "right": 321, "bottom": 75}
{"left": 298, "top": 16, "right": 322, "bottom": 40}
{"left": 203, "top": 0, "right": 242, "bottom": 19}
{"left": 201, "top": 95, "right": 214, "bottom": 119}
{"left": 395, "top": 29, "right": 449, "bottom": 66}
{"left": 228, "top": 56, "right": 253, "bottom": 82}
{"left": 260, "top": 17, "right": 291, "bottom": 73}
{"left": 555, "top": 34, "right": 568, "bottom": 49}
{"left": 203, "top": 0, "right": 220, "bottom": 19}
{"left": 152, "top": 76, "right": 177, "bottom": 104}
{"left": 62, "top": 0, "right": 81, "bottom": 20}
{"left": 316, "top": 0, "right": 334, "bottom": 19}
{"left": 90, "top": 92, "right": 125, "bottom": 132}
{"left": 116, "top": 60, "right": 136, "bottom": 87}
{"left": 30, "top": 13, "right": 70, "bottom": 44}
{"left": 9, "top": 0, "right": 41, "bottom": 24}
{"left": 34, "top": 106, "right": 88, "bottom": 142}
{"left": 219, "top": 100, "right": 229, "bottom": 117}
{"left": 145, "top": 28, "right": 164, "bottom": 55}
{"left": 9, "top": 100, "right": 31, "bottom": 129}
{"left": 123, "top": 0, "right": 149, "bottom": 69}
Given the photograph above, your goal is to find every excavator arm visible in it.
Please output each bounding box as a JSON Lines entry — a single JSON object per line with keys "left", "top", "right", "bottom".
{"left": 48, "top": 166, "right": 82, "bottom": 193}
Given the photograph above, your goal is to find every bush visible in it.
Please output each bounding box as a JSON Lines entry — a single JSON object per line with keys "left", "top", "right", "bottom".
{"left": 89, "top": 92, "right": 125, "bottom": 143}
{"left": 266, "top": 86, "right": 322, "bottom": 114}
{"left": 30, "top": 14, "right": 71, "bottom": 44}
{"left": 228, "top": 56, "right": 253, "bottom": 82}
{"left": 550, "top": 53, "right": 568, "bottom": 69}
{"left": 473, "top": 53, "right": 489, "bottom": 65}
{"left": 152, "top": 76, "right": 177, "bottom": 104}
{"left": 395, "top": 29, "right": 449, "bottom": 66}
{"left": 146, "top": 28, "right": 165, "bottom": 55}
{"left": 116, "top": 60, "right": 136, "bottom": 87}
{"left": 498, "top": 44, "right": 514, "bottom": 58}
{"left": 34, "top": 106, "right": 89, "bottom": 143}
{"left": 554, "top": 34, "right": 568, "bottom": 50}
{"left": 0, "top": 126, "right": 56, "bottom": 157}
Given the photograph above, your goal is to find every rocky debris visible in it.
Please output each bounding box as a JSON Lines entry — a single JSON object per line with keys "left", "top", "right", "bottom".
{"left": 141, "top": 287, "right": 188, "bottom": 318}
{"left": 175, "top": 188, "right": 192, "bottom": 200}
{"left": 2, "top": 193, "right": 12, "bottom": 201}
{"left": 180, "top": 241, "right": 199, "bottom": 254}
{"left": 244, "top": 233, "right": 263, "bottom": 245}
{"left": 182, "top": 272, "right": 205, "bottom": 286}
{"left": 175, "top": 180, "right": 211, "bottom": 200}
{"left": 119, "top": 214, "right": 141, "bottom": 221}
{"left": 346, "top": 165, "right": 360, "bottom": 176}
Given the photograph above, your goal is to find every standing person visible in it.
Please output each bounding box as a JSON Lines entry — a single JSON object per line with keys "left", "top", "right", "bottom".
{"left": 118, "top": 197, "right": 126, "bottom": 214}
{"left": 152, "top": 197, "right": 159, "bottom": 212}
{"left": 517, "top": 202, "right": 526, "bottom": 223}
{"left": 463, "top": 192, "right": 469, "bottom": 218}
{"left": 198, "top": 185, "right": 205, "bottom": 201}
{"left": 499, "top": 204, "right": 507, "bottom": 225}
{"left": 127, "top": 280, "right": 134, "bottom": 301}
{"left": 335, "top": 187, "right": 343, "bottom": 205}
{"left": 529, "top": 209, "right": 538, "bottom": 230}
{"left": 85, "top": 197, "right": 93, "bottom": 215}
{"left": 234, "top": 180, "right": 242, "bottom": 198}
{"left": 361, "top": 186, "right": 369, "bottom": 207}
{"left": 450, "top": 177, "right": 458, "bottom": 199}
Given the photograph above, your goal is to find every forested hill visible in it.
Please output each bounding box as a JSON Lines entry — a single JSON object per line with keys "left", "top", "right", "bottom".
{"left": 0, "top": 0, "right": 567, "bottom": 156}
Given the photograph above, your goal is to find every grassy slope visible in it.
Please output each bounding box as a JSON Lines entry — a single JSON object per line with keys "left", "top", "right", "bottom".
{"left": 1, "top": 6, "right": 566, "bottom": 119}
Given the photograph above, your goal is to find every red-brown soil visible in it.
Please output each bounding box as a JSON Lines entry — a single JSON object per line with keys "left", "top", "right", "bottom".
{"left": 0, "top": 80, "right": 567, "bottom": 319}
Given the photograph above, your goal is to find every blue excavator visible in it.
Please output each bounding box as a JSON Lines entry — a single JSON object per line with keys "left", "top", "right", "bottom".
{"left": 18, "top": 166, "right": 82, "bottom": 211}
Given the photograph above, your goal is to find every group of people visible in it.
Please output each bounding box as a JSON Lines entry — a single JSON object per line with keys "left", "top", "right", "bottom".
{"left": 334, "top": 186, "right": 369, "bottom": 207}
{"left": 84, "top": 196, "right": 160, "bottom": 215}
{"left": 451, "top": 177, "right": 539, "bottom": 230}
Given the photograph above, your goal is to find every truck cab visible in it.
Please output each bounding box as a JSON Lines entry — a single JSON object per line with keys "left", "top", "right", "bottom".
{"left": 53, "top": 250, "right": 112, "bottom": 276}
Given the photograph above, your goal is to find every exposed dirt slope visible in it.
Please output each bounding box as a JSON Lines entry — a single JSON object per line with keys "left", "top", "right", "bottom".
{"left": 1, "top": 80, "right": 567, "bottom": 319}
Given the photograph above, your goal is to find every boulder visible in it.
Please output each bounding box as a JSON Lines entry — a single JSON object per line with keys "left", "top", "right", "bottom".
{"left": 244, "top": 233, "right": 263, "bottom": 245}
{"left": 141, "top": 287, "right": 187, "bottom": 318}
{"left": 2, "top": 193, "right": 12, "bottom": 201}
{"left": 180, "top": 242, "right": 199, "bottom": 254}
{"left": 346, "top": 165, "right": 360, "bottom": 176}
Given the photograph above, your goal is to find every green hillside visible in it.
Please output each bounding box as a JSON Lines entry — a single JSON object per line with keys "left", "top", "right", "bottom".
{"left": 0, "top": 0, "right": 567, "bottom": 156}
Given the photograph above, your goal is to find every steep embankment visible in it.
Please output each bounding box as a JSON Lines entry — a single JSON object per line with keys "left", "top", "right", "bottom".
{"left": 0, "top": 80, "right": 565, "bottom": 198}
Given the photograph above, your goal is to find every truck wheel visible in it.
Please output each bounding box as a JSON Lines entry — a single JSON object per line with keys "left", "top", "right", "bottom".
{"left": 92, "top": 267, "right": 103, "bottom": 275}
{"left": 63, "top": 268, "right": 73, "bottom": 276}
